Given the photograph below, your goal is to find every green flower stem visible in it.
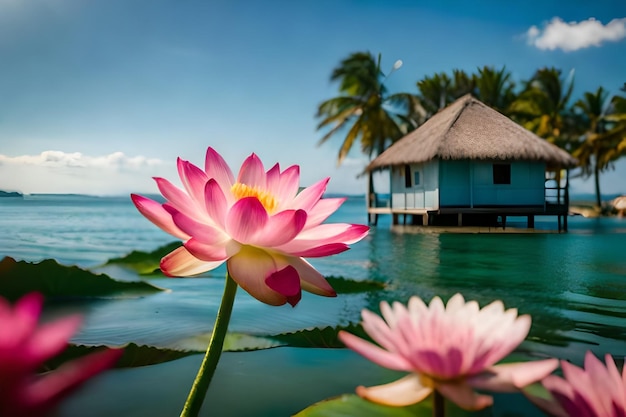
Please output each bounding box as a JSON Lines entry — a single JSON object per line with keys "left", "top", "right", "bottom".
{"left": 432, "top": 390, "right": 445, "bottom": 417}
{"left": 180, "top": 273, "right": 238, "bottom": 417}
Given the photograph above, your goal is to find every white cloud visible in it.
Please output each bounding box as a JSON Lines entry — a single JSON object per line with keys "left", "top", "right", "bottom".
{"left": 526, "top": 17, "right": 626, "bottom": 52}
{"left": 0, "top": 149, "right": 370, "bottom": 196}
{"left": 0, "top": 151, "right": 171, "bottom": 195}
{"left": 0, "top": 150, "right": 164, "bottom": 170}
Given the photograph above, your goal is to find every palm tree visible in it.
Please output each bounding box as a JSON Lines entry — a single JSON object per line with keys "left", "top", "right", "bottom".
{"left": 509, "top": 67, "right": 575, "bottom": 149}
{"left": 593, "top": 91, "right": 626, "bottom": 190}
{"left": 602, "top": 93, "right": 626, "bottom": 174}
{"left": 316, "top": 52, "right": 415, "bottom": 165}
{"left": 571, "top": 87, "right": 626, "bottom": 209}
{"left": 416, "top": 72, "right": 451, "bottom": 115}
{"left": 605, "top": 91, "right": 626, "bottom": 155}
{"left": 571, "top": 87, "right": 611, "bottom": 208}
{"left": 473, "top": 66, "right": 517, "bottom": 114}
{"left": 416, "top": 69, "right": 474, "bottom": 117}
{"left": 450, "top": 69, "right": 475, "bottom": 101}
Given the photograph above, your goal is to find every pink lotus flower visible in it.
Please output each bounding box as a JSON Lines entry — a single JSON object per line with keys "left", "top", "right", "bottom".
{"left": 533, "top": 351, "right": 626, "bottom": 417}
{"left": 131, "top": 147, "right": 369, "bottom": 307}
{"left": 0, "top": 293, "right": 123, "bottom": 417}
{"left": 338, "top": 293, "right": 558, "bottom": 410}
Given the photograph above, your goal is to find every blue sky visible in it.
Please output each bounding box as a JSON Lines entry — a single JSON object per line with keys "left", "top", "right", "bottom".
{"left": 1, "top": 0, "right": 625, "bottom": 197}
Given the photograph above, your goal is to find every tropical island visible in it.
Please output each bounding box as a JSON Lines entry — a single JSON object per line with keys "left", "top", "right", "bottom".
{"left": 0, "top": 190, "right": 23, "bottom": 198}
{"left": 315, "top": 52, "right": 626, "bottom": 223}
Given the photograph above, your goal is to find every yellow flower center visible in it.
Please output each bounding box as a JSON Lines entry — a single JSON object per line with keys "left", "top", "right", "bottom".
{"left": 419, "top": 374, "right": 437, "bottom": 388}
{"left": 231, "top": 182, "right": 278, "bottom": 213}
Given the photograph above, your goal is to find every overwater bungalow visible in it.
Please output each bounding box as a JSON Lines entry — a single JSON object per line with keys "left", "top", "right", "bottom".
{"left": 365, "top": 94, "right": 578, "bottom": 231}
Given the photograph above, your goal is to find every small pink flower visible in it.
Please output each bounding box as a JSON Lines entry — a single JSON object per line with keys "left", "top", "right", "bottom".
{"left": 132, "top": 147, "right": 369, "bottom": 307}
{"left": 339, "top": 293, "right": 558, "bottom": 410}
{"left": 0, "top": 293, "right": 123, "bottom": 417}
{"left": 535, "top": 351, "right": 626, "bottom": 417}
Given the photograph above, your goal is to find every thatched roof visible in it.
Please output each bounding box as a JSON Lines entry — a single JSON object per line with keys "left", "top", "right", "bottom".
{"left": 366, "top": 94, "right": 578, "bottom": 171}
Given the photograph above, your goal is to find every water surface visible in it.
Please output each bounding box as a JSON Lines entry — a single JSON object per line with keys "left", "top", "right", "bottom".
{"left": 1, "top": 195, "right": 625, "bottom": 416}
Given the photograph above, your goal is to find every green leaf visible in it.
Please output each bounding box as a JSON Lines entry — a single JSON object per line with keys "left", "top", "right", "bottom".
{"left": 103, "top": 241, "right": 181, "bottom": 275}
{"left": 521, "top": 383, "right": 561, "bottom": 416}
{"left": 44, "top": 332, "right": 284, "bottom": 370}
{"left": 0, "top": 257, "right": 164, "bottom": 301}
{"left": 269, "top": 323, "right": 370, "bottom": 348}
{"left": 170, "top": 332, "right": 285, "bottom": 352}
{"left": 293, "top": 394, "right": 431, "bottom": 417}
{"left": 522, "top": 382, "right": 552, "bottom": 401}
{"left": 43, "top": 343, "right": 193, "bottom": 370}
{"left": 326, "top": 276, "right": 386, "bottom": 294}
{"left": 294, "top": 393, "right": 494, "bottom": 417}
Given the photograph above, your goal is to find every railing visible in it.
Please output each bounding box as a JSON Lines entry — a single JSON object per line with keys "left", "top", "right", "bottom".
{"left": 544, "top": 171, "right": 569, "bottom": 209}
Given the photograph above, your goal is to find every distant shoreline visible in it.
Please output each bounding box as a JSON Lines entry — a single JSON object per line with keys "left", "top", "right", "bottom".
{"left": 0, "top": 190, "right": 23, "bottom": 198}
{"left": 2, "top": 190, "right": 624, "bottom": 208}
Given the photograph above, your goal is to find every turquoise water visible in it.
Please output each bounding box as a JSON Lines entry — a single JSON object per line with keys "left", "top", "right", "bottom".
{"left": 1, "top": 195, "right": 625, "bottom": 416}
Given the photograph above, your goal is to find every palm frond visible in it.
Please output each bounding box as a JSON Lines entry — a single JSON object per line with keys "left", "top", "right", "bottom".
{"left": 337, "top": 117, "right": 363, "bottom": 165}
{"left": 316, "top": 104, "right": 362, "bottom": 130}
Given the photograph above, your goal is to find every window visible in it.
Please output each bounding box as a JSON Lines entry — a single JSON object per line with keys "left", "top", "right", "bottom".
{"left": 493, "top": 163, "right": 511, "bottom": 184}
{"left": 404, "top": 165, "right": 412, "bottom": 188}
{"left": 414, "top": 171, "right": 420, "bottom": 186}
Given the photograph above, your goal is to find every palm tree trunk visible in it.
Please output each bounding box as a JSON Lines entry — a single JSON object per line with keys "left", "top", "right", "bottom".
{"left": 594, "top": 160, "right": 602, "bottom": 211}
{"left": 368, "top": 170, "right": 376, "bottom": 207}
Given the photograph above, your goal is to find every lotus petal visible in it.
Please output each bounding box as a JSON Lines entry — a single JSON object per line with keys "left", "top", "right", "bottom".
{"left": 132, "top": 147, "right": 368, "bottom": 306}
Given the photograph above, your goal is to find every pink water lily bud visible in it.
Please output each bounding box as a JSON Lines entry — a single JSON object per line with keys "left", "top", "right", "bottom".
{"left": 532, "top": 351, "right": 626, "bottom": 417}
{"left": 132, "top": 147, "right": 369, "bottom": 307}
{"left": 0, "top": 293, "right": 123, "bottom": 417}
{"left": 338, "top": 293, "right": 558, "bottom": 410}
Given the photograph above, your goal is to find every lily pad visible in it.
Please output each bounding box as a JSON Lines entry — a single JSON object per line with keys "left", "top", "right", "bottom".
{"left": 48, "top": 325, "right": 371, "bottom": 371}
{"left": 326, "top": 276, "right": 386, "bottom": 293}
{"left": 0, "top": 257, "right": 164, "bottom": 301}
{"left": 293, "top": 394, "right": 431, "bottom": 417}
{"left": 294, "top": 393, "right": 494, "bottom": 417}
{"left": 44, "top": 343, "right": 191, "bottom": 370}
{"left": 45, "top": 332, "right": 285, "bottom": 370}
{"left": 169, "top": 332, "right": 284, "bottom": 352}
{"left": 103, "top": 241, "right": 180, "bottom": 275}
{"left": 269, "top": 323, "right": 370, "bottom": 348}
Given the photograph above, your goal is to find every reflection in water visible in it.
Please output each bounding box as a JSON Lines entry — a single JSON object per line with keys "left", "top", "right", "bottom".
{"left": 360, "top": 228, "right": 626, "bottom": 366}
